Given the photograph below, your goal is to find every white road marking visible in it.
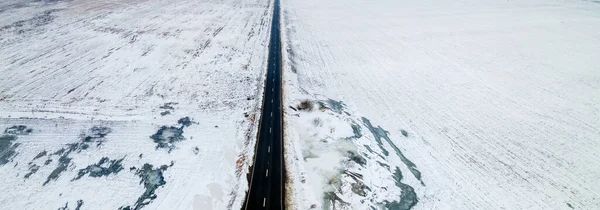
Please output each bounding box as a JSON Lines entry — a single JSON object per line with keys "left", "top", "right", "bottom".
{"left": 271, "top": 99, "right": 273, "bottom": 103}
{"left": 263, "top": 198, "right": 266, "bottom": 207}
{"left": 272, "top": 88, "right": 274, "bottom": 92}
{"left": 269, "top": 127, "right": 271, "bottom": 133}
{"left": 268, "top": 146, "right": 271, "bottom": 153}
{"left": 270, "top": 112, "right": 272, "bottom": 117}
{"left": 266, "top": 169, "right": 269, "bottom": 177}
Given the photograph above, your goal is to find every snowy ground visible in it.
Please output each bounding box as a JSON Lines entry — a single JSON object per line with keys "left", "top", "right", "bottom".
{"left": 0, "top": 0, "right": 272, "bottom": 209}
{"left": 281, "top": 0, "right": 600, "bottom": 209}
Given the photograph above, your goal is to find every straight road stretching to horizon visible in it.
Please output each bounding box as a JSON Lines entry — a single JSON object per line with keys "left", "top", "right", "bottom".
{"left": 243, "top": 0, "right": 284, "bottom": 209}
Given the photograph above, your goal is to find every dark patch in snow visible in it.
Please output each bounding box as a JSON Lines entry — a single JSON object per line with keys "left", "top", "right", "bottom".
{"left": 80, "top": 126, "right": 112, "bottom": 147}
{"left": 350, "top": 181, "right": 369, "bottom": 197}
{"left": 383, "top": 167, "right": 418, "bottom": 210}
{"left": 5, "top": 125, "right": 33, "bottom": 135}
{"left": 296, "top": 100, "right": 314, "bottom": 111}
{"left": 150, "top": 126, "right": 184, "bottom": 151}
{"left": 72, "top": 157, "right": 124, "bottom": 181}
{"left": 344, "top": 170, "right": 371, "bottom": 197}
{"left": 567, "top": 203, "right": 575, "bottom": 209}
{"left": 0, "top": 135, "right": 20, "bottom": 166}
{"left": 363, "top": 144, "right": 385, "bottom": 160}
{"left": 193, "top": 146, "right": 199, "bottom": 155}
{"left": 323, "top": 192, "right": 349, "bottom": 209}
{"left": 150, "top": 117, "right": 194, "bottom": 151}
{"left": 75, "top": 200, "right": 84, "bottom": 210}
{"left": 344, "top": 170, "right": 363, "bottom": 180}
{"left": 45, "top": 155, "right": 71, "bottom": 185}
{"left": 362, "top": 118, "right": 389, "bottom": 156}
{"left": 24, "top": 164, "right": 40, "bottom": 179}
{"left": 362, "top": 118, "right": 424, "bottom": 185}
{"left": 159, "top": 111, "right": 171, "bottom": 116}
{"left": 289, "top": 106, "right": 298, "bottom": 111}
{"left": 346, "top": 151, "right": 367, "bottom": 166}
{"left": 159, "top": 102, "right": 178, "bottom": 110}
{"left": 56, "top": 199, "right": 83, "bottom": 210}
{"left": 376, "top": 161, "right": 390, "bottom": 171}
{"left": 344, "top": 123, "right": 363, "bottom": 140}
{"left": 363, "top": 145, "right": 374, "bottom": 153}
{"left": 33, "top": 150, "right": 48, "bottom": 160}
{"left": 401, "top": 129, "right": 409, "bottom": 137}
{"left": 326, "top": 99, "right": 345, "bottom": 114}
{"left": 1, "top": 125, "right": 32, "bottom": 166}
{"left": 58, "top": 202, "right": 68, "bottom": 210}
{"left": 350, "top": 123, "right": 362, "bottom": 138}
{"left": 44, "top": 126, "right": 112, "bottom": 185}
{"left": 177, "top": 117, "right": 192, "bottom": 127}
{"left": 120, "top": 163, "right": 171, "bottom": 210}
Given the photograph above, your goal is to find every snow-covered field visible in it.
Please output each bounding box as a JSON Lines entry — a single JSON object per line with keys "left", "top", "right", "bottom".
{"left": 281, "top": 0, "right": 600, "bottom": 209}
{"left": 0, "top": 0, "right": 272, "bottom": 209}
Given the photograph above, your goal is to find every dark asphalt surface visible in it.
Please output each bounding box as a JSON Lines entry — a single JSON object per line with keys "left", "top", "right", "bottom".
{"left": 243, "top": 0, "right": 284, "bottom": 209}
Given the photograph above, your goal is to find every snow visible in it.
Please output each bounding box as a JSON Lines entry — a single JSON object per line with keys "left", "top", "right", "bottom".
{"left": 281, "top": 0, "right": 600, "bottom": 209}
{"left": 0, "top": 0, "right": 272, "bottom": 209}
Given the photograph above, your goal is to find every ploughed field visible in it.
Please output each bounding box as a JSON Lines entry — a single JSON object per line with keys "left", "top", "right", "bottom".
{"left": 281, "top": 0, "right": 600, "bottom": 209}
{"left": 0, "top": 0, "right": 272, "bottom": 209}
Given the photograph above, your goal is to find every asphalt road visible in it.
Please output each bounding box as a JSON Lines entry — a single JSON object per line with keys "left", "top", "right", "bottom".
{"left": 243, "top": 0, "right": 284, "bottom": 209}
